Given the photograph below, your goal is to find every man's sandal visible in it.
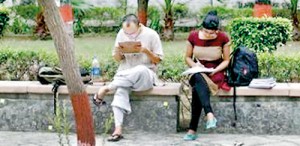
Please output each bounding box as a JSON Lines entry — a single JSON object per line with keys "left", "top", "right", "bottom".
{"left": 92, "top": 94, "right": 106, "bottom": 106}
{"left": 107, "top": 134, "right": 124, "bottom": 142}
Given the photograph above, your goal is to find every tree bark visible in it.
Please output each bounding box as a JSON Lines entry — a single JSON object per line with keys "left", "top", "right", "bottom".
{"left": 163, "top": 0, "right": 174, "bottom": 41}
{"left": 292, "top": 14, "right": 300, "bottom": 41}
{"left": 38, "top": 0, "right": 96, "bottom": 145}
{"left": 291, "top": 0, "right": 300, "bottom": 40}
{"left": 137, "top": 0, "right": 149, "bottom": 25}
{"left": 163, "top": 13, "right": 174, "bottom": 41}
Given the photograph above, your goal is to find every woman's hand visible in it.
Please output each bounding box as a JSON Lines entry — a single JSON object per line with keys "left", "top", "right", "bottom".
{"left": 209, "top": 70, "right": 217, "bottom": 77}
{"left": 194, "top": 60, "right": 205, "bottom": 68}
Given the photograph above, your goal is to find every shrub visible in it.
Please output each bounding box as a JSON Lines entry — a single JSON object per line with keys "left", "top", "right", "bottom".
{"left": 8, "top": 17, "right": 32, "bottom": 34}
{"left": 272, "top": 8, "right": 291, "bottom": 18}
{"left": 0, "top": 6, "right": 9, "bottom": 36}
{"left": 148, "top": 6, "right": 162, "bottom": 33}
{"left": 229, "top": 17, "right": 293, "bottom": 53}
{"left": 273, "top": 8, "right": 300, "bottom": 19}
{"left": 258, "top": 52, "right": 300, "bottom": 82}
{"left": 0, "top": 49, "right": 58, "bottom": 81}
{"left": 199, "top": 6, "right": 298, "bottom": 22}
{"left": 158, "top": 55, "right": 187, "bottom": 82}
{"left": 281, "top": 2, "right": 292, "bottom": 9}
{"left": 158, "top": 53, "right": 300, "bottom": 82}
{"left": 11, "top": 5, "right": 41, "bottom": 20}
{"left": 1, "top": 49, "right": 299, "bottom": 83}
{"left": 173, "top": 3, "right": 189, "bottom": 19}
{"left": 255, "top": 0, "right": 271, "bottom": 5}
{"left": 148, "top": 6, "right": 161, "bottom": 20}
{"left": 20, "top": 0, "right": 36, "bottom": 5}
{"left": 73, "top": 8, "right": 86, "bottom": 36}
{"left": 0, "top": 49, "right": 117, "bottom": 81}
{"left": 244, "top": 2, "right": 255, "bottom": 8}
{"left": 272, "top": 2, "right": 280, "bottom": 7}
{"left": 84, "top": 7, "right": 123, "bottom": 22}
{"left": 198, "top": 6, "right": 252, "bottom": 20}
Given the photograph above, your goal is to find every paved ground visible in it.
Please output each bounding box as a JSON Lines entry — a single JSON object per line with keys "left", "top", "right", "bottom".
{"left": 0, "top": 131, "right": 299, "bottom": 146}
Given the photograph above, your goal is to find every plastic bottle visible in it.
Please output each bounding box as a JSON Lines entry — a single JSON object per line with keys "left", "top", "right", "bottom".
{"left": 91, "top": 56, "right": 101, "bottom": 82}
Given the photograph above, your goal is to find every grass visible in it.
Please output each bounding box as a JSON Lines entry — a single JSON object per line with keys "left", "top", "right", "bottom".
{"left": 0, "top": 33, "right": 188, "bottom": 62}
{"left": 0, "top": 33, "right": 299, "bottom": 62}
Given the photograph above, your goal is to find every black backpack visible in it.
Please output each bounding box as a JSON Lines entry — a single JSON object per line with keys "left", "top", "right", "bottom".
{"left": 227, "top": 46, "right": 258, "bottom": 127}
{"left": 227, "top": 46, "right": 259, "bottom": 86}
{"left": 37, "top": 66, "right": 91, "bottom": 115}
{"left": 37, "top": 67, "right": 91, "bottom": 85}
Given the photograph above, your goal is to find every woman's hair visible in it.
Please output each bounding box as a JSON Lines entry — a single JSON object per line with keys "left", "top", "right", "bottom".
{"left": 122, "top": 14, "right": 140, "bottom": 25}
{"left": 202, "top": 11, "right": 219, "bottom": 30}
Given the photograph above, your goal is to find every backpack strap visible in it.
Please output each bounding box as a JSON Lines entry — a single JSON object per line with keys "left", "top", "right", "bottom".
{"left": 52, "top": 81, "right": 62, "bottom": 116}
{"left": 232, "top": 84, "right": 237, "bottom": 127}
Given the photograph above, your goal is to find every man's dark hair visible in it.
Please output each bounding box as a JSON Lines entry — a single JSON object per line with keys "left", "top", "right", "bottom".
{"left": 202, "top": 11, "right": 219, "bottom": 30}
{"left": 122, "top": 14, "right": 140, "bottom": 25}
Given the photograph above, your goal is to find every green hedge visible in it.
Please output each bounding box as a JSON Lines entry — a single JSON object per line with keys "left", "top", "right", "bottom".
{"left": 9, "top": 5, "right": 40, "bottom": 35}
{"left": 229, "top": 17, "right": 292, "bottom": 53}
{"left": 11, "top": 5, "right": 41, "bottom": 20}
{"left": 148, "top": 6, "right": 162, "bottom": 33}
{"left": 1, "top": 49, "right": 300, "bottom": 83}
{"left": 259, "top": 53, "right": 300, "bottom": 82}
{"left": 83, "top": 7, "right": 124, "bottom": 22}
{"left": 0, "top": 49, "right": 117, "bottom": 81}
{"left": 8, "top": 17, "right": 33, "bottom": 34}
{"left": 0, "top": 6, "right": 9, "bottom": 36}
{"left": 0, "top": 49, "right": 58, "bottom": 80}
{"left": 173, "top": 3, "right": 189, "bottom": 19}
{"left": 256, "top": 0, "right": 271, "bottom": 5}
{"left": 158, "top": 53, "right": 300, "bottom": 82}
{"left": 199, "top": 6, "right": 300, "bottom": 20}
{"left": 198, "top": 6, "right": 253, "bottom": 20}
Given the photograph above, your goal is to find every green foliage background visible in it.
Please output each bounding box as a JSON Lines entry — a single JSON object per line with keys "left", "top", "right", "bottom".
{"left": 229, "top": 17, "right": 292, "bottom": 53}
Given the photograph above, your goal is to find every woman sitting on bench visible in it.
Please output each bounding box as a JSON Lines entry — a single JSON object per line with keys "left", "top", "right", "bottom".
{"left": 183, "top": 11, "right": 231, "bottom": 141}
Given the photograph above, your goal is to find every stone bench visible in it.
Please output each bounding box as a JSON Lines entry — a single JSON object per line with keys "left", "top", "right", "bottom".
{"left": 191, "top": 83, "right": 300, "bottom": 135}
{"left": 0, "top": 81, "right": 181, "bottom": 133}
{"left": 1, "top": 81, "right": 300, "bottom": 134}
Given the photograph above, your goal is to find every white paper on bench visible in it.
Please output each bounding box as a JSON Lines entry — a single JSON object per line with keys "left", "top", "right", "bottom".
{"left": 249, "top": 78, "right": 276, "bottom": 89}
{"left": 182, "top": 67, "right": 215, "bottom": 75}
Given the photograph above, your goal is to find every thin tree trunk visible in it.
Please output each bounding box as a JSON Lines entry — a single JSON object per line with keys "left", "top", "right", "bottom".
{"left": 163, "top": 11, "right": 174, "bottom": 41}
{"left": 38, "top": 0, "right": 96, "bottom": 145}
{"left": 292, "top": 13, "right": 300, "bottom": 41}
{"left": 293, "top": 14, "right": 299, "bottom": 27}
{"left": 291, "top": 0, "right": 300, "bottom": 40}
{"left": 137, "top": 0, "right": 149, "bottom": 25}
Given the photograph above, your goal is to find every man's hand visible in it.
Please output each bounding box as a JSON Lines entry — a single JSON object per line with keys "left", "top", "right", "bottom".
{"left": 113, "top": 47, "right": 125, "bottom": 62}
{"left": 134, "top": 46, "right": 161, "bottom": 64}
{"left": 132, "top": 44, "right": 144, "bottom": 53}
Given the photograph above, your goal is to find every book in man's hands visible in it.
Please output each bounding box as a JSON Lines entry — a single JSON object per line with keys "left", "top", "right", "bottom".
{"left": 118, "top": 41, "right": 141, "bottom": 53}
{"left": 182, "top": 66, "right": 215, "bottom": 75}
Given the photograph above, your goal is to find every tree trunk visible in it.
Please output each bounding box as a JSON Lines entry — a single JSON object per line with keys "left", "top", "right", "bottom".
{"left": 137, "top": 0, "right": 149, "bottom": 25}
{"left": 163, "top": 11, "right": 174, "bottom": 41}
{"left": 291, "top": 0, "right": 300, "bottom": 40}
{"left": 38, "top": 0, "right": 96, "bottom": 146}
{"left": 292, "top": 13, "right": 300, "bottom": 41}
